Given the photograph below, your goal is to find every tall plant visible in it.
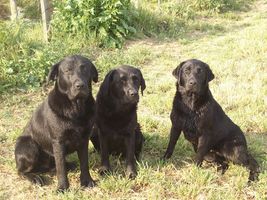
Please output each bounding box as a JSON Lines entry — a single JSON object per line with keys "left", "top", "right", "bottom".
{"left": 52, "top": 0, "right": 136, "bottom": 48}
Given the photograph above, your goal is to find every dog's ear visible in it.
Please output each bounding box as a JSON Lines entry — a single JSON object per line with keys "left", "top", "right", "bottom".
{"left": 100, "top": 70, "right": 115, "bottom": 97}
{"left": 137, "top": 69, "right": 146, "bottom": 96}
{"left": 172, "top": 61, "right": 185, "bottom": 86}
{"left": 47, "top": 62, "right": 60, "bottom": 83}
{"left": 205, "top": 63, "right": 215, "bottom": 83}
{"left": 89, "top": 62, "right": 98, "bottom": 83}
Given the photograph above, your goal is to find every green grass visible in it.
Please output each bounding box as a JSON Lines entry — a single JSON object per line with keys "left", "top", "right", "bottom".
{"left": 0, "top": 0, "right": 267, "bottom": 199}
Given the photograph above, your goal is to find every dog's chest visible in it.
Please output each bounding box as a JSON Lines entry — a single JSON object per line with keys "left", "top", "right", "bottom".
{"left": 63, "top": 125, "right": 90, "bottom": 154}
{"left": 183, "top": 112, "right": 200, "bottom": 142}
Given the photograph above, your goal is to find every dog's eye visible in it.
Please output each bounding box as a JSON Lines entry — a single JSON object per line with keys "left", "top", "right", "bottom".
{"left": 64, "top": 68, "right": 72, "bottom": 73}
{"left": 120, "top": 77, "right": 127, "bottom": 83}
{"left": 184, "top": 68, "right": 191, "bottom": 74}
{"left": 197, "top": 68, "right": 202, "bottom": 73}
{"left": 132, "top": 75, "right": 138, "bottom": 82}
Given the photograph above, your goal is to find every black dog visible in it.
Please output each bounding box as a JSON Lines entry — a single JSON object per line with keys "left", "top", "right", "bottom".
{"left": 90, "top": 65, "right": 145, "bottom": 179}
{"left": 15, "top": 55, "right": 98, "bottom": 191}
{"left": 163, "top": 59, "right": 260, "bottom": 182}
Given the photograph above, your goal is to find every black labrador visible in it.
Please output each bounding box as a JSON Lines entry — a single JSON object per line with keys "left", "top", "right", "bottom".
{"left": 15, "top": 55, "right": 98, "bottom": 191}
{"left": 163, "top": 59, "right": 260, "bottom": 182}
{"left": 90, "top": 65, "right": 145, "bottom": 179}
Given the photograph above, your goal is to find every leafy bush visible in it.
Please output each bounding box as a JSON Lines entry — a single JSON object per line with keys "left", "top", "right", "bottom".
{"left": 51, "top": 0, "right": 136, "bottom": 48}
{"left": 0, "top": 21, "right": 94, "bottom": 93}
{"left": 17, "top": 0, "right": 41, "bottom": 19}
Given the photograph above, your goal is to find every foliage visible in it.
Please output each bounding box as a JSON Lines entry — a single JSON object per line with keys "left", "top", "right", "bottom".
{"left": 17, "top": 0, "right": 41, "bottom": 19}
{"left": 0, "top": 0, "right": 255, "bottom": 93}
{"left": 51, "top": 0, "right": 136, "bottom": 48}
{"left": 0, "top": 20, "right": 151, "bottom": 93}
{"left": 0, "top": 21, "right": 91, "bottom": 93}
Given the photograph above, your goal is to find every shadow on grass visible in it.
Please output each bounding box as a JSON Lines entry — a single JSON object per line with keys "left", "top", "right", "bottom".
{"left": 87, "top": 133, "right": 195, "bottom": 176}
{"left": 6, "top": 131, "right": 265, "bottom": 187}
{"left": 87, "top": 131, "right": 267, "bottom": 177}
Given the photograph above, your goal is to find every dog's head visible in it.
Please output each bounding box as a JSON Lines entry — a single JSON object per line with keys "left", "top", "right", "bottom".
{"left": 47, "top": 55, "right": 98, "bottom": 100}
{"left": 172, "top": 59, "right": 214, "bottom": 95}
{"left": 100, "top": 65, "right": 146, "bottom": 104}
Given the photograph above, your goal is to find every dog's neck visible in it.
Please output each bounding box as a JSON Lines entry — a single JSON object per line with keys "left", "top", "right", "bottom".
{"left": 97, "top": 91, "right": 137, "bottom": 118}
{"left": 177, "top": 84, "right": 212, "bottom": 112}
{"left": 48, "top": 82, "right": 94, "bottom": 120}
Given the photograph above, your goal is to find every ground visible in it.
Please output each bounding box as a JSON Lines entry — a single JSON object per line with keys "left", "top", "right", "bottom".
{"left": 0, "top": 1, "right": 266, "bottom": 199}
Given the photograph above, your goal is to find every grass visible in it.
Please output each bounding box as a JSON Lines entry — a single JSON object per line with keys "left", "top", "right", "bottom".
{"left": 0, "top": 0, "right": 267, "bottom": 199}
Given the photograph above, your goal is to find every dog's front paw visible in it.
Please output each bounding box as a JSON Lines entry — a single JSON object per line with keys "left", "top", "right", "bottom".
{"left": 98, "top": 165, "right": 111, "bottom": 176}
{"left": 57, "top": 182, "right": 69, "bottom": 192}
{"left": 127, "top": 171, "right": 137, "bottom": 180}
{"left": 195, "top": 158, "right": 203, "bottom": 167}
{"left": 195, "top": 153, "right": 205, "bottom": 167}
{"left": 81, "top": 179, "right": 97, "bottom": 188}
{"left": 162, "top": 151, "right": 172, "bottom": 160}
{"left": 126, "top": 166, "right": 137, "bottom": 180}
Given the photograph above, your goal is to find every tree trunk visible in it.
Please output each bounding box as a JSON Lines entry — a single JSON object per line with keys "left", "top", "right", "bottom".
{"left": 132, "top": 0, "right": 139, "bottom": 9}
{"left": 10, "top": 0, "right": 18, "bottom": 20}
{"left": 40, "top": 0, "right": 51, "bottom": 42}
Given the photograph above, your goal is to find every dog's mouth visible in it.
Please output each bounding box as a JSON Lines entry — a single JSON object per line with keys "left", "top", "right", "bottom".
{"left": 186, "top": 87, "right": 199, "bottom": 94}
{"left": 185, "top": 84, "right": 202, "bottom": 94}
{"left": 69, "top": 88, "right": 90, "bottom": 100}
{"left": 124, "top": 95, "right": 139, "bottom": 104}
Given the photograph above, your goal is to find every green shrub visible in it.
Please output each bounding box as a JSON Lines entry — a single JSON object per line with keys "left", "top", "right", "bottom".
{"left": 51, "top": 0, "right": 136, "bottom": 48}
{"left": 17, "top": 0, "right": 41, "bottom": 19}
{"left": 0, "top": 21, "right": 94, "bottom": 93}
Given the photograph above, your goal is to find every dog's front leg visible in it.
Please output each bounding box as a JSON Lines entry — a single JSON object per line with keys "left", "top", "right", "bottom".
{"left": 195, "top": 135, "right": 212, "bottom": 167}
{"left": 99, "top": 131, "right": 111, "bottom": 175}
{"left": 52, "top": 139, "right": 69, "bottom": 191}
{"left": 163, "top": 125, "right": 182, "bottom": 159}
{"left": 125, "top": 132, "right": 137, "bottom": 179}
{"left": 77, "top": 137, "right": 95, "bottom": 187}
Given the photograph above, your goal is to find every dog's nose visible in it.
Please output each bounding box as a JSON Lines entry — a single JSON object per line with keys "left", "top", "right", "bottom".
{"left": 75, "top": 81, "right": 85, "bottom": 89}
{"left": 129, "top": 90, "right": 138, "bottom": 97}
{"left": 189, "top": 80, "right": 196, "bottom": 86}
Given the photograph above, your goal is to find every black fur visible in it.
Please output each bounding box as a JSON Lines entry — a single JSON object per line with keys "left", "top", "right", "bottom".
{"left": 90, "top": 65, "right": 145, "bottom": 179}
{"left": 163, "top": 59, "right": 260, "bottom": 182}
{"left": 15, "top": 55, "right": 98, "bottom": 191}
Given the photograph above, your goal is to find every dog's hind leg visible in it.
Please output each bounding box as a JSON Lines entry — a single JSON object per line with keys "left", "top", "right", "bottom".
{"left": 246, "top": 153, "right": 260, "bottom": 182}
{"left": 15, "top": 135, "right": 45, "bottom": 185}
{"left": 223, "top": 145, "right": 260, "bottom": 182}
{"left": 203, "top": 152, "right": 229, "bottom": 174}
